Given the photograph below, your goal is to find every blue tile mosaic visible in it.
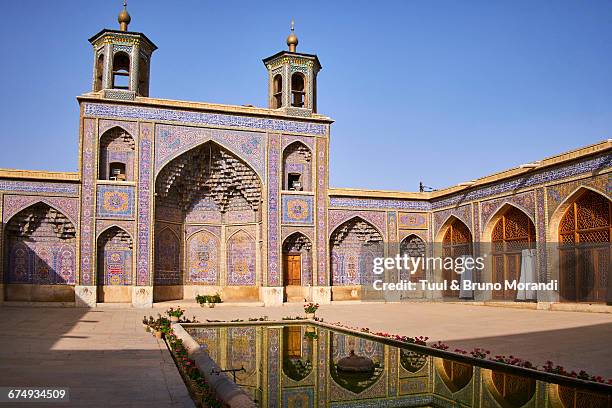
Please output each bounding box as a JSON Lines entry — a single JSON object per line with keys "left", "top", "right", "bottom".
{"left": 84, "top": 102, "right": 327, "bottom": 136}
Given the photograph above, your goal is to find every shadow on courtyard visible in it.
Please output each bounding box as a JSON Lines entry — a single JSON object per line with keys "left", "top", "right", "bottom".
{"left": 0, "top": 305, "right": 193, "bottom": 408}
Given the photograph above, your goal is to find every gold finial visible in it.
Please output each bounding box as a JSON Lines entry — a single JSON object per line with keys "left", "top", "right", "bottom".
{"left": 286, "top": 18, "right": 298, "bottom": 52}
{"left": 118, "top": 0, "right": 131, "bottom": 32}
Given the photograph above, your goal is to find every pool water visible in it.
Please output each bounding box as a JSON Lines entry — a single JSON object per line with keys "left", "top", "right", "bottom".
{"left": 186, "top": 324, "right": 611, "bottom": 408}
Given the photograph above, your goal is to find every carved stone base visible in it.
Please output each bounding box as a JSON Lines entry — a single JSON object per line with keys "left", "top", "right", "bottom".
{"left": 75, "top": 285, "right": 97, "bottom": 308}
{"left": 311, "top": 286, "right": 331, "bottom": 304}
{"left": 260, "top": 287, "right": 283, "bottom": 306}
{"left": 132, "top": 286, "right": 153, "bottom": 308}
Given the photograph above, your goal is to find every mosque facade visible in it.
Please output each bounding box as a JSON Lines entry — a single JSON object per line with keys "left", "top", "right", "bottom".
{"left": 0, "top": 6, "right": 610, "bottom": 308}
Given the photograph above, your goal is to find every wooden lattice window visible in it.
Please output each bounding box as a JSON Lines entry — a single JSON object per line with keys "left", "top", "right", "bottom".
{"left": 491, "top": 207, "right": 536, "bottom": 300}
{"left": 558, "top": 190, "right": 611, "bottom": 303}
{"left": 442, "top": 219, "right": 472, "bottom": 297}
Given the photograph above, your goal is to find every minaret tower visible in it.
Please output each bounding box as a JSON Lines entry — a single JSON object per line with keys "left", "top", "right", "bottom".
{"left": 88, "top": 1, "right": 157, "bottom": 100}
{"left": 263, "top": 20, "right": 321, "bottom": 116}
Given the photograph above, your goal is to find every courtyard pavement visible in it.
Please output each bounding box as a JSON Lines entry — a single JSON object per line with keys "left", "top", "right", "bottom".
{"left": 0, "top": 302, "right": 610, "bottom": 407}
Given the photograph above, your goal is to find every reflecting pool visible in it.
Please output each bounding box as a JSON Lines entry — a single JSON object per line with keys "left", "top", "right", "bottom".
{"left": 186, "top": 324, "right": 611, "bottom": 408}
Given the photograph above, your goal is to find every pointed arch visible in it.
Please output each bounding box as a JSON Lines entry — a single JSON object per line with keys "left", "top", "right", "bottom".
{"left": 282, "top": 232, "right": 313, "bottom": 288}
{"left": 96, "top": 226, "right": 133, "bottom": 286}
{"left": 154, "top": 226, "right": 181, "bottom": 286}
{"left": 282, "top": 326, "right": 314, "bottom": 382}
{"left": 482, "top": 201, "right": 536, "bottom": 238}
{"left": 155, "top": 140, "right": 262, "bottom": 215}
{"left": 282, "top": 141, "right": 312, "bottom": 191}
{"left": 435, "top": 214, "right": 472, "bottom": 243}
{"left": 329, "top": 333, "right": 385, "bottom": 395}
{"left": 551, "top": 188, "right": 611, "bottom": 303}
{"left": 96, "top": 223, "right": 135, "bottom": 241}
{"left": 483, "top": 204, "right": 537, "bottom": 301}
{"left": 438, "top": 216, "right": 473, "bottom": 298}
{"left": 330, "top": 217, "right": 384, "bottom": 287}
{"left": 99, "top": 126, "right": 136, "bottom": 181}
{"left": 155, "top": 135, "right": 265, "bottom": 182}
{"left": 186, "top": 229, "right": 220, "bottom": 285}
{"left": 399, "top": 234, "right": 427, "bottom": 282}
{"left": 4, "top": 202, "right": 76, "bottom": 292}
{"left": 226, "top": 229, "right": 256, "bottom": 286}
{"left": 4, "top": 198, "right": 78, "bottom": 229}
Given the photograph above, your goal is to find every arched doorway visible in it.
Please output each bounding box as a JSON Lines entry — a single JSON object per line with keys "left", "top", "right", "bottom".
{"left": 491, "top": 206, "right": 536, "bottom": 300}
{"left": 441, "top": 218, "right": 472, "bottom": 298}
{"left": 558, "top": 189, "right": 611, "bottom": 303}
{"left": 4, "top": 202, "right": 76, "bottom": 301}
{"left": 330, "top": 217, "right": 384, "bottom": 300}
{"left": 97, "top": 226, "right": 133, "bottom": 303}
{"left": 282, "top": 232, "right": 312, "bottom": 302}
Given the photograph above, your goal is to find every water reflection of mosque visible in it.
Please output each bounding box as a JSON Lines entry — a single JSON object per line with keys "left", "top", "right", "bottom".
{"left": 189, "top": 325, "right": 611, "bottom": 408}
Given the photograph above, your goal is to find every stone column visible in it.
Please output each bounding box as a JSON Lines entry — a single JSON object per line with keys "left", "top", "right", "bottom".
{"left": 220, "top": 224, "right": 227, "bottom": 290}
{"left": 130, "top": 43, "right": 140, "bottom": 93}
{"left": 102, "top": 43, "right": 113, "bottom": 89}
{"left": 133, "top": 122, "right": 154, "bottom": 308}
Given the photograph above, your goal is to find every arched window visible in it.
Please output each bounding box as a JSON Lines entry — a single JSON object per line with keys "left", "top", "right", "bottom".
{"left": 559, "top": 190, "right": 611, "bottom": 303}
{"left": 112, "top": 52, "right": 130, "bottom": 90}
{"left": 291, "top": 73, "right": 305, "bottom": 108}
{"left": 99, "top": 127, "right": 135, "bottom": 181}
{"left": 491, "top": 207, "right": 536, "bottom": 301}
{"left": 272, "top": 74, "right": 283, "bottom": 108}
{"left": 282, "top": 142, "right": 312, "bottom": 191}
{"left": 442, "top": 218, "right": 472, "bottom": 297}
{"left": 95, "top": 53, "right": 104, "bottom": 91}
{"left": 399, "top": 235, "right": 426, "bottom": 282}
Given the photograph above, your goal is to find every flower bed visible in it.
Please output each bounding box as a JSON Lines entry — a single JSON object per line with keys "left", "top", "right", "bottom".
{"left": 144, "top": 310, "right": 223, "bottom": 408}
{"left": 321, "top": 320, "right": 612, "bottom": 385}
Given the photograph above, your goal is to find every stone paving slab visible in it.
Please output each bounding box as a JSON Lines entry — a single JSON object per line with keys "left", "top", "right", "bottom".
{"left": 0, "top": 307, "right": 194, "bottom": 408}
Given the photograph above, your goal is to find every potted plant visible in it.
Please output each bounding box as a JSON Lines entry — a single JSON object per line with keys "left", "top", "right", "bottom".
{"left": 166, "top": 306, "right": 185, "bottom": 323}
{"left": 196, "top": 293, "right": 222, "bottom": 308}
{"left": 304, "top": 302, "right": 319, "bottom": 319}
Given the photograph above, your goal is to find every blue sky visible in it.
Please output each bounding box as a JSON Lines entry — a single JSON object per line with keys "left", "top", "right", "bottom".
{"left": 1, "top": 1, "right": 611, "bottom": 191}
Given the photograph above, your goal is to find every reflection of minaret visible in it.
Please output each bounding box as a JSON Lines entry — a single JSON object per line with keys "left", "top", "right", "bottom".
{"left": 263, "top": 20, "right": 321, "bottom": 115}
{"left": 88, "top": 1, "right": 157, "bottom": 100}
